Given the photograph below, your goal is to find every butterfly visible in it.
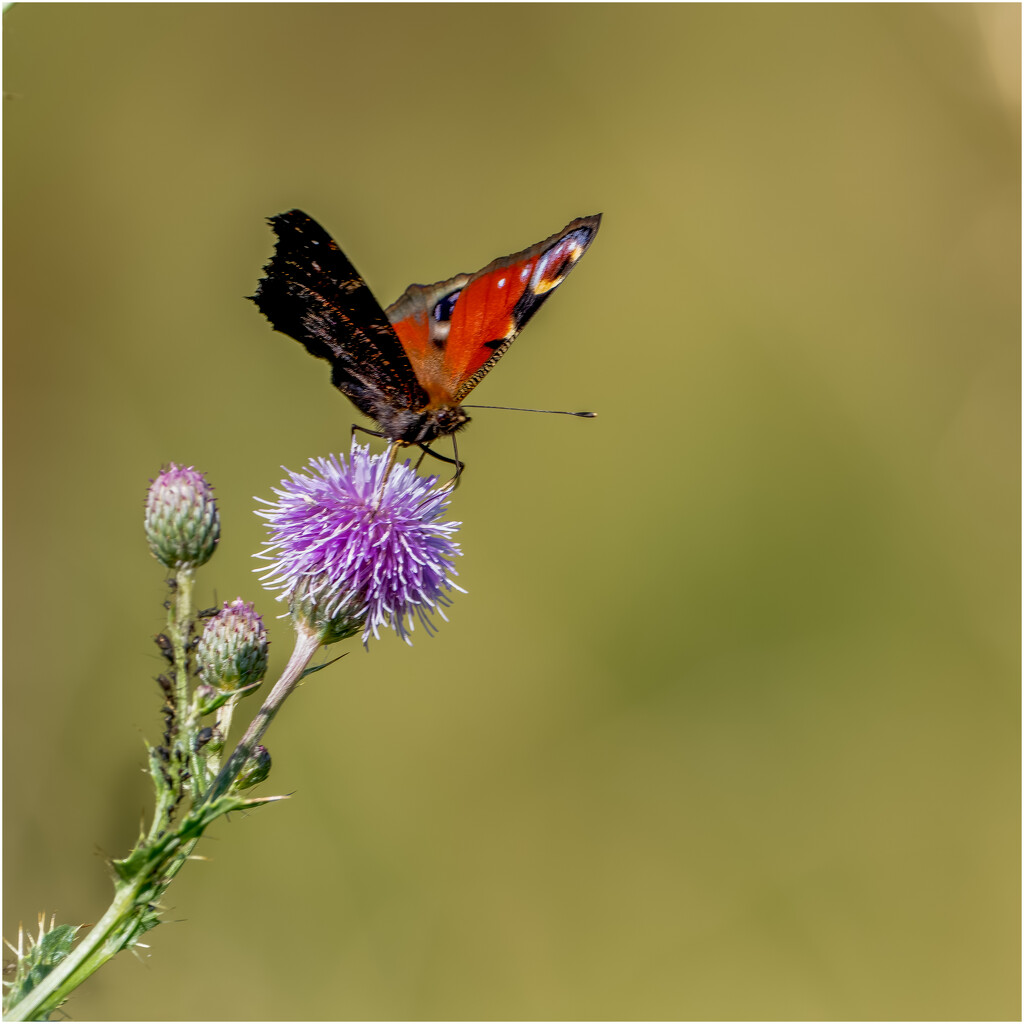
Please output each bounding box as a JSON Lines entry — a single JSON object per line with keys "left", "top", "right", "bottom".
{"left": 250, "top": 210, "right": 601, "bottom": 464}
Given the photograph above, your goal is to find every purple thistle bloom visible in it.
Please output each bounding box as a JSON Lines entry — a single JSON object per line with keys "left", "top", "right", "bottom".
{"left": 255, "top": 442, "right": 463, "bottom": 645}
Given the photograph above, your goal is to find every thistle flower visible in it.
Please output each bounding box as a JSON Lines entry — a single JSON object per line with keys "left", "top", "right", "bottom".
{"left": 144, "top": 464, "right": 220, "bottom": 569}
{"left": 255, "top": 442, "right": 463, "bottom": 645}
{"left": 195, "top": 599, "right": 269, "bottom": 696}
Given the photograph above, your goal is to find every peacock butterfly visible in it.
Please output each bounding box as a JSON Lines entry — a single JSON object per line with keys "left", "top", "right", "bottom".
{"left": 250, "top": 210, "right": 601, "bottom": 458}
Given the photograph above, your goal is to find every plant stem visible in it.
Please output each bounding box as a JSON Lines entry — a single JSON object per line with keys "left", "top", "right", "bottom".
{"left": 202, "top": 624, "right": 322, "bottom": 804}
{"left": 166, "top": 568, "right": 205, "bottom": 801}
{"left": 208, "top": 694, "right": 236, "bottom": 775}
{"left": 4, "top": 625, "right": 323, "bottom": 1022}
{"left": 3, "top": 822, "right": 193, "bottom": 1023}
{"left": 4, "top": 882, "right": 140, "bottom": 1021}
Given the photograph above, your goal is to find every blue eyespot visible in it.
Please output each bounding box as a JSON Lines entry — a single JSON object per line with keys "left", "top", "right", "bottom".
{"left": 433, "top": 290, "right": 461, "bottom": 322}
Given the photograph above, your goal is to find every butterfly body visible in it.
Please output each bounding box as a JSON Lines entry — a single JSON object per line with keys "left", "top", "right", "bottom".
{"left": 251, "top": 210, "right": 600, "bottom": 449}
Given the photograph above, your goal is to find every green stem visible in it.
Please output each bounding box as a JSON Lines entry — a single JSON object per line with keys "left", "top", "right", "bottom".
{"left": 4, "top": 880, "right": 142, "bottom": 1021}
{"left": 3, "top": 821, "right": 194, "bottom": 1023}
{"left": 166, "top": 568, "right": 204, "bottom": 801}
{"left": 208, "top": 693, "right": 238, "bottom": 776}
{"left": 142, "top": 747, "right": 177, "bottom": 849}
{"left": 4, "top": 625, "right": 324, "bottom": 1021}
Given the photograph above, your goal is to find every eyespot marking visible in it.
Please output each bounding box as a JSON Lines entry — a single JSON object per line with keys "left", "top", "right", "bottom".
{"left": 433, "top": 289, "right": 461, "bottom": 322}
{"left": 530, "top": 230, "right": 590, "bottom": 295}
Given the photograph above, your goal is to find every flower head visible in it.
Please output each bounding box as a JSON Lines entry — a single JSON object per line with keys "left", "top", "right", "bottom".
{"left": 144, "top": 464, "right": 220, "bottom": 569}
{"left": 195, "top": 599, "right": 269, "bottom": 696}
{"left": 255, "top": 443, "right": 463, "bottom": 645}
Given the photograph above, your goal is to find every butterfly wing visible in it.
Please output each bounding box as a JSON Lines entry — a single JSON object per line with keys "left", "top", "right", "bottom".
{"left": 251, "top": 210, "right": 430, "bottom": 426}
{"left": 385, "top": 214, "right": 601, "bottom": 405}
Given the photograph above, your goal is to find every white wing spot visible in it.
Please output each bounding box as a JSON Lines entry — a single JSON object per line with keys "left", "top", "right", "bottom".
{"left": 531, "top": 253, "right": 552, "bottom": 287}
{"left": 497, "top": 277, "right": 506, "bottom": 288}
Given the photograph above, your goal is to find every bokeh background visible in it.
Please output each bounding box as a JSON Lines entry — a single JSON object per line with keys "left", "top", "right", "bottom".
{"left": 4, "top": 4, "right": 1019, "bottom": 1020}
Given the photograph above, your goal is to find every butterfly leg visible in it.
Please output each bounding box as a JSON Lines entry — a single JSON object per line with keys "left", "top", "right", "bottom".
{"left": 351, "top": 423, "right": 386, "bottom": 443}
{"left": 417, "top": 438, "right": 465, "bottom": 489}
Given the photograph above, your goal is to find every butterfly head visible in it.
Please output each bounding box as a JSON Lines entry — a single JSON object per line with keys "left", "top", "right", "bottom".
{"left": 376, "top": 403, "right": 470, "bottom": 446}
{"left": 428, "top": 405, "right": 471, "bottom": 439}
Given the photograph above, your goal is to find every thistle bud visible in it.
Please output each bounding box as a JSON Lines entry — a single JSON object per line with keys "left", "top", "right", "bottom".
{"left": 235, "top": 745, "right": 271, "bottom": 790}
{"left": 145, "top": 464, "right": 220, "bottom": 570}
{"left": 291, "top": 589, "right": 366, "bottom": 647}
{"left": 195, "top": 599, "right": 269, "bottom": 696}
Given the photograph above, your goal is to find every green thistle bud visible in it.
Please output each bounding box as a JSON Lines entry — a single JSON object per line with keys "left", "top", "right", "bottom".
{"left": 196, "top": 599, "right": 269, "bottom": 696}
{"left": 145, "top": 464, "right": 220, "bottom": 570}
{"left": 235, "top": 745, "right": 271, "bottom": 790}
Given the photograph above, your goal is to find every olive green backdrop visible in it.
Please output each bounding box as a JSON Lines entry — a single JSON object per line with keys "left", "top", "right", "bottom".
{"left": 4, "top": 4, "right": 1019, "bottom": 1020}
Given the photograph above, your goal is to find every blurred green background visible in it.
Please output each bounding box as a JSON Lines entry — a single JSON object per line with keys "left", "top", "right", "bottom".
{"left": 4, "top": 4, "right": 1019, "bottom": 1020}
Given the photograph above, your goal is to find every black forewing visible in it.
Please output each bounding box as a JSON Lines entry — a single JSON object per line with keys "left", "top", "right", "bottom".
{"left": 250, "top": 210, "right": 429, "bottom": 419}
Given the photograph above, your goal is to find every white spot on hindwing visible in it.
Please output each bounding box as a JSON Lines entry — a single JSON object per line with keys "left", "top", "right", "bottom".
{"left": 497, "top": 277, "right": 506, "bottom": 288}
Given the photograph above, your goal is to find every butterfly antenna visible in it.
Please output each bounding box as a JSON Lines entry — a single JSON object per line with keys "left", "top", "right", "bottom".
{"left": 462, "top": 404, "right": 597, "bottom": 418}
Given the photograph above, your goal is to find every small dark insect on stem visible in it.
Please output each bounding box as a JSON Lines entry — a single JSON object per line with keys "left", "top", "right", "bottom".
{"left": 154, "top": 634, "right": 175, "bottom": 663}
